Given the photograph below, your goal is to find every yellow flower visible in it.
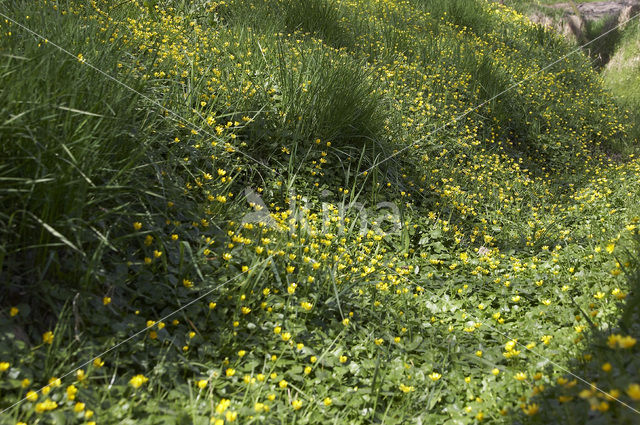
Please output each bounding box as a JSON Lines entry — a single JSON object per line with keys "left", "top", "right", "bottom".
{"left": 66, "top": 385, "right": 78, "bottom": 400}
{"left": 279, "top": 379, "right": 288, "bottom": 388}
{"left": 133, "top": 222, "right": 142, "bottom": 230}
{"left": 10, "top": 307, "right": 19, "bottom": 317}
{"left": 42, "top": 331, "right": 54, "bottom": 345}
{"left": 74, "top": 402, "right": 85, "bottom": 412}
{"left": 492, "top": 368, "right": 500, "bottom": 376}
{"left": 26, "top": 390, "right": 38, "bottom": 402}
{"left": 627, "top": 383, "right": 640, "bottom": 401}
{"left": 129, "top": 374, "right": 149, "bottom": 389}
{"left": 399, "top": 383, "right": 415, "bottom": 393}
{"left": 304, "top": 366, "right": 312, "bottom": 375}
{"left": 323, "top": 397, "right": 332, "bottom": 406}
{"left": 216, "top": 398, "right": 230, "bottom": 414}
{"left": 21, "top": 378, "right": 30, "bottom": 388}
{"left": 374, "top": 338, "right": 384, "bottom": 346}
{"left": 607, "top": 334, "right": 621, "bottom": 348}
{"left": 515, "top": 372, "right": 527, "bottom": 381}
{"left": 522, "top": 403, "right": 539, "bottom": 415}
{"left": 225, "top": 411, "right": 238, "bottom": 422}
{"left": 606, "top": 243, "right": 615, "bottom": 254}
{"left": 602, "top": 362, "right": 612, "bottom": 372}
{"left": 428, "top": 372, "right": 441, "bottom": 381}
{"left": 619, "top": 336, "right": 637, "bottom": 349}
{"left": 606, "top": 389, "right": 621, "bottom": 400}
{"left": 613, "top": 289, "right": 627, "bottom": 299}
{"left": 93, "top": 357, "right": 104, "bottom": 368}
{"left": 103, "top": 297, "right": 111, "bottom": 305}
{"left": 339, "top": 355, "right": 347, "bottom": 363}
{"left": 35, "top": 399, "right": 58, "bottom": 413}
{"left": 197, "top": 379, "right": 208, "bottom": 389}
{"left": 579, "top": 388, "right": 594, "bottom": 399}
{"left": 0, "top": 362, "right": 9, "bottom": 372}
{"left": 226, "top": 368, "right": 236, "bottom": 377}
{"left": 292, "top": 399, "right": 303, "bottom": 410}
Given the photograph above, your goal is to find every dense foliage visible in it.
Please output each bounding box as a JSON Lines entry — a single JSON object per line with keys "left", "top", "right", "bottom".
{"left": 1, "top": 0, "right": 640, "bottom": 424}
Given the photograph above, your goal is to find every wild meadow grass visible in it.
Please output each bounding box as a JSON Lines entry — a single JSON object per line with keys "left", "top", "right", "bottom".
{"left": 1, "top": 0, "right": 640, "bottom": 424}
{"left": 604, "top": 18, "right": 640, "bottom": 146}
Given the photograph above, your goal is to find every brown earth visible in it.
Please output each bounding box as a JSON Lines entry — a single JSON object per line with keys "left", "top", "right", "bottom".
{"left": 528, "top": 0, "right": 640, "bottom": 41}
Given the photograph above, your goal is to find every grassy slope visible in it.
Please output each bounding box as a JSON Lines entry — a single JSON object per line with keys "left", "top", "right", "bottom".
{"left": 604, "top": 18, "right": 640, "bottom": 142}
{"left": 1, "top": 0, "right": 640, "bottom": 424}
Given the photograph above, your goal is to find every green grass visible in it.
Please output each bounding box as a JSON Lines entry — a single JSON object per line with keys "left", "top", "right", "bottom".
{"left": 604, "top": 18, "right": 640, "bottom": 144}
{"left": 1, "top": 0, "right": 640, "bottom": 424}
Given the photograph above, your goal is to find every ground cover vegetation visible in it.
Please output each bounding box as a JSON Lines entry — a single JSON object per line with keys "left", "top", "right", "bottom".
{"left": 1, "top": 0, "right": 640, "bottom": 424}
{"left": 603, "top": 16, "right": 640, "bottom": 144}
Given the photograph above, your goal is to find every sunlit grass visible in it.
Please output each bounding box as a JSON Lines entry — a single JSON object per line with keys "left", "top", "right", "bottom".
{"left": 1, "top": 0, "right": 640, "bottom": 424}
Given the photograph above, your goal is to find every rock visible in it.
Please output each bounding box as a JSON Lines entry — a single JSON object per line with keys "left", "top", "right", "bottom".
{"left": 618, "top": 4, "right": 640, "bottom": 27}
{"left": 526, "top": 1, "right": 640, "bottom": 42}
{"left": 563, "top": 14, "right": 586, "bottom": 41}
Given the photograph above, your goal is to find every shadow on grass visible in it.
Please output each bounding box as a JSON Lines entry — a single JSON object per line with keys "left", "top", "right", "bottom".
{"left": 508, "top": 235, "right": 640, "bottom": 424}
